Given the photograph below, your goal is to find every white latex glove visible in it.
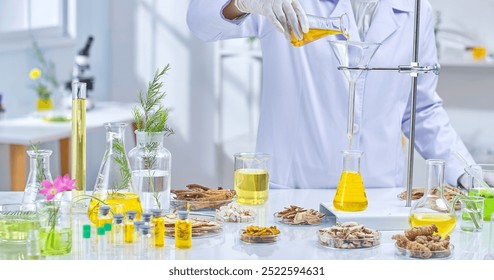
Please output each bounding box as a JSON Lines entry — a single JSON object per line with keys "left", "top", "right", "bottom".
{"left": 234, "top": 0, "right": 309, "bottom": 40}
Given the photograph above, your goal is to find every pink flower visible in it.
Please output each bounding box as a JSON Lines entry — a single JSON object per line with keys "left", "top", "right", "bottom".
{"left": 39, "top": 174, "right": 76, "bottom": 200}
{"left": 54, "top": 174, "right": 76, "bottom": 192}
{"left": 39, "top": 180, "right": 61, "bottom": 201}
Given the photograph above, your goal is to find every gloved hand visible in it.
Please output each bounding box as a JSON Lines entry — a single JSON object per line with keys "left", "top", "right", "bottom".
{"left": 234, "top": 0, "right": 309, "bottom": 40}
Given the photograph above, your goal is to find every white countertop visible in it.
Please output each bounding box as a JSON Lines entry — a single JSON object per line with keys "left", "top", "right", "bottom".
{"left": 0, "top": 189, "right": 490, "bottom": 260}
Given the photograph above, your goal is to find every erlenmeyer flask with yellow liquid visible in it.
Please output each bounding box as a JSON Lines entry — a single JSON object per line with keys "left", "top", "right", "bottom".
{"left": 291, "top": 14, "right": 350, "bottom": 47}
{"left": 409, "top": 159, "right": 456, "bottom": 238}
{"left": 333, "top": 150, "right": 368, "bottom": 211}
{"left": 87, "top": 123, "right": 143, "bottom": 225}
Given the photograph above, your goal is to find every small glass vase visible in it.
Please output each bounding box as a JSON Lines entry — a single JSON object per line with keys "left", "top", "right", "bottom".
{"left": 36, "top": 98, "right": 53, "bottom": 111}
{"left": 88, "top": 123, "right": 143, "bottom": 224}
{"left": 128, "top": 131, "right": 171, "bottom": 212}
{"left": 36, "top": 201, "right": 72, "bottom": 256}
{"left": 22, "top": 149, "right": 53, "bottom": 205}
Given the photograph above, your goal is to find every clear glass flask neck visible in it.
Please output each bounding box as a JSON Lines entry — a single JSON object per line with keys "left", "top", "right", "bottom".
{"left": 104, "top": 123, "right": 128, "bottom": 150}
{"left": 135, "top": 131, "right": 165, "bottom": 148}
{"left": 342, "top": 150, "right": 362, "bottom": 172}
{"left": 27, "top": 150, "right": 52, "bottom": 182}
{"left": 425, "top": 159, "right": 446, "bottom": 197}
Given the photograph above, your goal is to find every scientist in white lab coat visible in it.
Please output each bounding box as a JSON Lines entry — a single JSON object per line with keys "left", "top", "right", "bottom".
{"left": 187, "top": 0, "right": 474, "bottom": 189}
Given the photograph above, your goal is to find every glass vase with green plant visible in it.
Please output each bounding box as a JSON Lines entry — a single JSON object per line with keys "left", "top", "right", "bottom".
{"left": 29, "top": 42, "right": 59, "bottom": 112}
{"left": 128, "top": 65, "right": 174, "bottom": 212}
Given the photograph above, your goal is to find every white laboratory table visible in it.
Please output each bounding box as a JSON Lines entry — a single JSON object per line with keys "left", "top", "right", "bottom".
{"left": 0, "top": 189, "right": 491, "bottom": 260}
{"left": 0, "top": 102, "right": 136, "bottom": 191}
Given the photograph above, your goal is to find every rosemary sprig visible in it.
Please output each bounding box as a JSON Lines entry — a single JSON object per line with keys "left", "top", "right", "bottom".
{"left": 144, "top": 141, "right": 161, "bottom": 209}
{"left": 446, "top": 188, "right": 481, "bottom": 229}
{"left": 133, "top": 65, "right": 174, "bottom": 135}
{"left": 112, "top": 138, "right": 132, "bottom": 194}
{"left": 30, "top": 142, "right": 44, "bottom": 188}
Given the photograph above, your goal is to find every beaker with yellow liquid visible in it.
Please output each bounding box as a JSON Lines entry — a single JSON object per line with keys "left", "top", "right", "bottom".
{"left": 87, "top": 123, "right": 143, "bottom": 225}
{"left": 333, "top": 150, "right": 368, "bottom": 212}
{"left": 291, "top": 14, "right": 349, "bottom": 47}
{"left": 409, "top": 159, "right": 456, "bottom": 238}
{"left": 234, "top": 153, "right": 270, "bottom": 205}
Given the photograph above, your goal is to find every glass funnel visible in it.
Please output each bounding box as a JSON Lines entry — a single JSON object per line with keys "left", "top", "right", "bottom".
{"left": 333, "top": 150, "right": 368, "bottom": 212}
{"left": 88, "top": 123, "right": 143, "bottom": 225}
{"left": 409, "top": 159, "right": 456, "bottom": 238}
{"left": 291, "top": 14, "right": 350, "bottom": 47}
{"left": 329, "top": 40, "right": 381, "bottom": 149}
{"left": 22, "top": 149, "right": 53, "bottom": 204}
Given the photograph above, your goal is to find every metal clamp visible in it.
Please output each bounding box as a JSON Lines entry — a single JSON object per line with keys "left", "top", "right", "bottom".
{"left": 337, "top": 63, "right": 441, "bottom": 75}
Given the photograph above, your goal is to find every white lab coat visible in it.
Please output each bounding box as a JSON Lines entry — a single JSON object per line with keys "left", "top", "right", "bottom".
{"left": 187, "top": 0, "right": 474, "bottom": 188}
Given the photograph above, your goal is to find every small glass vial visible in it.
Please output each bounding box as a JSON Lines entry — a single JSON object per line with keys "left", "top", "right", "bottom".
{"left": 98, "top": 205, "right": 112, "bottom": 227}
{"left": 151, "top": 209, "right": 165, "bottom": 247}
{"left": 97, "top": 226, "right": 107, "bottom": 259}
{"left": 112, "top": 214, "right": 124, "bottom": 246}
{"left": 124, "top": 210, "right": 137, "bottom": 243}
{"left": 133, "top": 221, "right": 144, "bottom": 257}
{"left": 175, "top": 211, "right": 192, "bottom": 249}
{"left": 142, "top": 213, "right": 152, "bottom": 226}
{"left": 82, "top": 224, "right": 92, "bottom": 260}
{"left": 139, "top": 225, "right": 152, "bottom": 259}
{"left": 26, "top": 230, "right": 42, "bottom": 260}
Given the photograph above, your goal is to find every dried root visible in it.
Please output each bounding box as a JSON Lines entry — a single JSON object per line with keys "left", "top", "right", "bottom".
{"left": 171, "top": 184, "right": 236, "bottom": 210}
{"left": 276, "top": 205, "right": 325, "bottom": 225}
{"left": 319, "top": 222, "right": 380, "bottom": 249}
{"left": 393, "top": 224, "right": 451, "bottom": 259}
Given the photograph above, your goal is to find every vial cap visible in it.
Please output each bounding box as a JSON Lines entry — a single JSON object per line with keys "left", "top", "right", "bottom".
{"left": 83, "top": 229, "right": 91, "bottom": 239}
{"left": 113, "top": 214, "right": 124, "bottom": 224}
{"left": 97, "top": 227, "right": 106, "bottom": 236}
{"left": 126, "top": 210, "right": 137, "bottom": 219}
{"left": 178, "top": 211, "right": 189, "bottom": 220}
{"left": 99, "top": 205, "right": 111, "bottom": 215}
{"left": 134, "top": 221, "right": 144, "bottom": 230}
{"left": 82, "top": 224, "right": 91, "bottom": 232}
{"left": 104, "top": 223, "right": 112, "bottom": 231}
{"left": 142, "top": 213, "right": 152, "bottom": 222}
{"left": 140, "top": 225, "right": 150, "bottom": 235}
{"left": 151, "top": 209, "right": 163, "bottom": 217}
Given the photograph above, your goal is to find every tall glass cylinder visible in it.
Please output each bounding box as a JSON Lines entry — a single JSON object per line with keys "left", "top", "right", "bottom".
{"left": 22, "top": 150, "right": 53, "bottom": 204}
{"left": 71, "top": 82, "right": 86, "bottom": 203}
{"left": 409, "top": 159, "right": 456, "bottom": 237}
{"left": 333, "top": 150, "right": 367, "bottom": 211}
{"left": 128, "top": 131, "right": 171, "bottom": 212}
{"left": 88, "top": 123, "right": 143, "bottom": 225}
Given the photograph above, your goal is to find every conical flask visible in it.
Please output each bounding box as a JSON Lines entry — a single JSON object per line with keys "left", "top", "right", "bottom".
{"left": 22, "top": 149, "right": 53, "bottom": 204}
{"left": 409, "top": 159, "right": 456, "bottom": 238}
{"left": 88, "top": 123, "right": 143, "bottom": 224}
{"left": 333, "top": 150, "right": 368, "bottom": 211}
{"left": 291, "top": 14, "right": 349, "bottom": 47}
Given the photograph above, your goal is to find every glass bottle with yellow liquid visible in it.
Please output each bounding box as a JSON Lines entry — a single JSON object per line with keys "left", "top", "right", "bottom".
{"left": 234, "top": 153, "right": 271, "bottom": 205}
{"left": 409, "top": 159, "right": 456, "bottom": 238}
{"left": 291, "top": 14, "right": 349, "bottom": 47}
{"left": 333, "top": 150, "right": 368, "bottom": 211}
{"left": 88, "top": 123, "right": 143, "bottom": 225}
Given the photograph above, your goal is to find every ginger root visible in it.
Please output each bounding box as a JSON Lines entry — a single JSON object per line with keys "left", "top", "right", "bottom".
{"left": 394, "top": 224, "right": 451, "bottom": 259}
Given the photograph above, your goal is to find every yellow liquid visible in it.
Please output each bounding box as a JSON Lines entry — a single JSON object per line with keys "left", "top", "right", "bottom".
{"left": 36, "top": 99, "right": 53, "bottom": 111}
{"left": 124, "top": 222, "right": 134, "bottom": 243}
{"left": 333, "top": 171, "right": 368, "bottom": 212}
{"left": 88, "top": 192, "right": 143, "bottom": 225}
{"left": 175, "top": 220, "right": 192, "bottom": 249}
{"left": 291, "top": 28, "right": 349, "bottom": 47}
{"left": 234, "top": 169, "right": 269, "bottom": 205}
{"left": 71, "top": 98, "right": 86, "bottom": 199}
{"left": 409, "top": 213, "right": 456, "bottom": 238}
{"left": 153, "top": 217, "right": 165, "bottom": 247}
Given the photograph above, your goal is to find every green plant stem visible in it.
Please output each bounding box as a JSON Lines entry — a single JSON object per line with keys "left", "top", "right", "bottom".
{"left": 447, "top": 189, "right": 481, "bottom": 229}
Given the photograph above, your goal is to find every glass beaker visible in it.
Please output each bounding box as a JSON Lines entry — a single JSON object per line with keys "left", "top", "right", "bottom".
{"left": 291, "top": 14, "right": 349, "bottom": 47}
{"left": 88, "top": 123, "right": 143, "bottom": 225}
{"left": 409, "top": 159, "right": 456, "bottom": 238}
{"left": 0, "top": 203, "right": 39, "bottom": 260}
{"left": 333, "top": 150, "right": 368, "bottom": 212}
{"left": 128, "top": 131, "right": 172, "bottom": 212}
{"left": 22, "top": 149, "right": 53, "bottom": 204}
{"left": 234, "top": 153, "right": 270, "bottom": 205}
{"left": 466, "top": 164, "right": 494, "bottom": 221}
{"left": 459, "top": 196, "right": 484, "bottom": 232}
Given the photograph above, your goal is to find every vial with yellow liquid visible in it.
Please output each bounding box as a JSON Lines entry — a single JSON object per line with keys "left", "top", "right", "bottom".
{"left": 234, "top": 153, "right": 271, "bottom": 205}
{"left": 291, "top": 14, "right": 349, "bottom": 47}
{"left": 175, "top": 211, "right": 192, "bottom": 249}
{"left": 333, "top": 150, "right": 368, "bottom": 212}
{"left": 408, "top": 159, "right": 456, "bottom": 237}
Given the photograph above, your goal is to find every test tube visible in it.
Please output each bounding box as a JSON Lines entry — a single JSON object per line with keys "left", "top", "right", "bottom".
{"left": 113, "top": 214, "right": 124, "bottom": 246}
{"left": 82, "top": 224, "right": 92, "bottom": 260}
{"left": 97, "top": 226, "right": 107, "bottom": 259}
{"left": 71, "top": 82, "right": 87, "bottom": 203}
{"left": 133, "top": 221, "right": 144, "bottom": 258}
{"left": 487, "top": 213, "right": 494, "bottom": 259}
{"left": 26, "top": 230, "right": 42, "bottom": 260}
{"left": 139, "top": 225, "right": 152, "bottom": 259}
